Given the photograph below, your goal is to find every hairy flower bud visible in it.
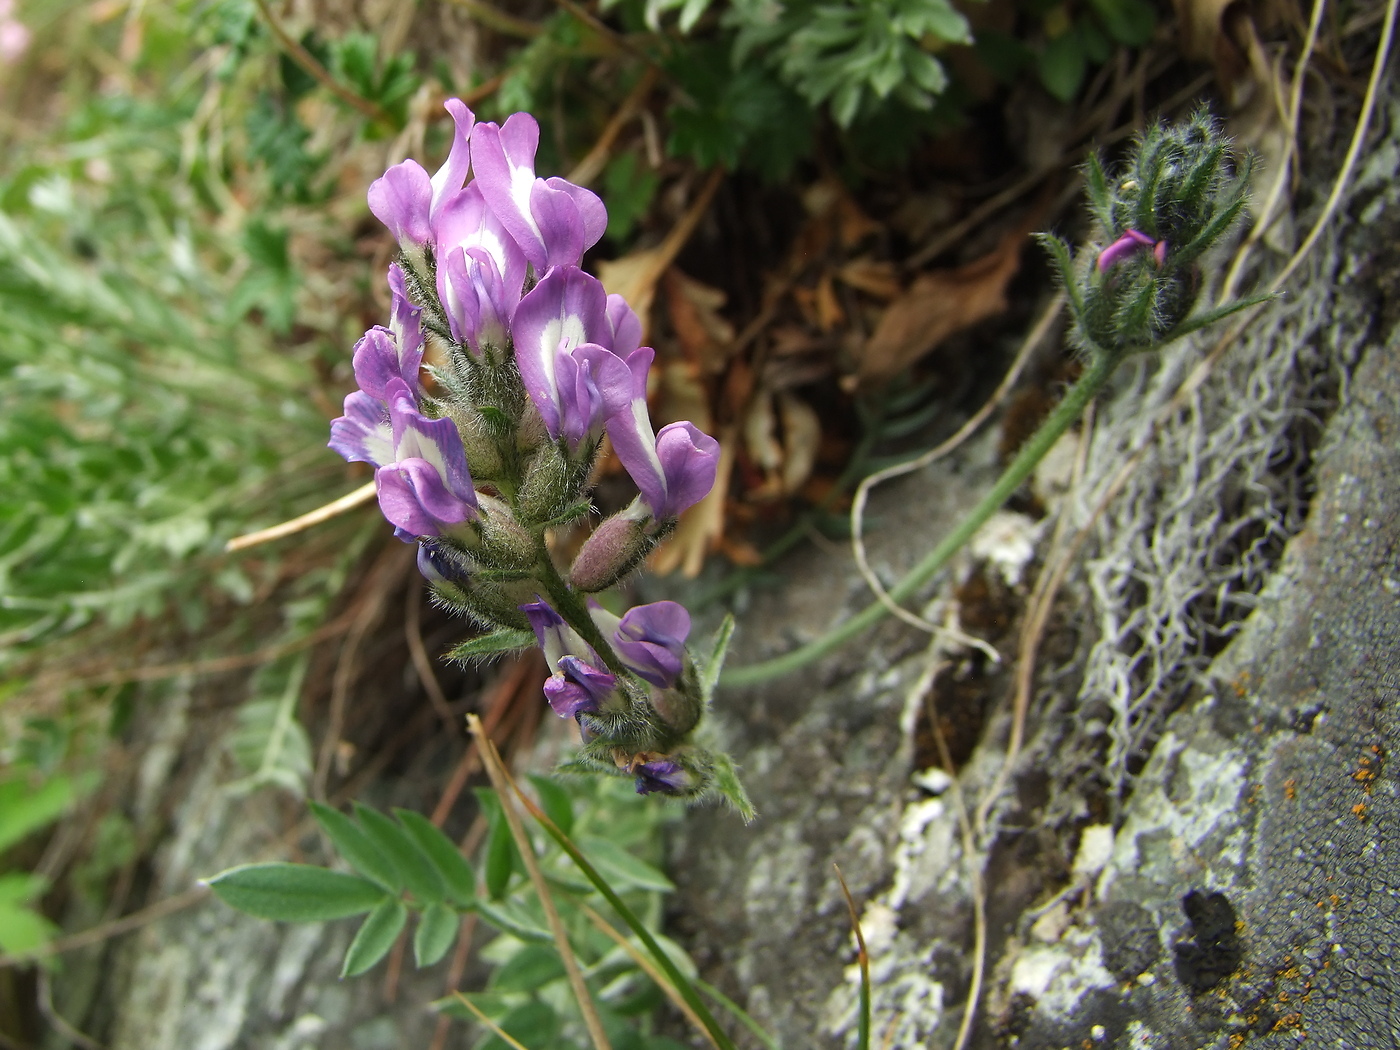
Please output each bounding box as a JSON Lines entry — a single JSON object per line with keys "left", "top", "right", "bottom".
{"left": 568, "top": 511, "right": 654, "bottom": 592}
{"left": 1042, "top": 108, "right": 1251, "bottom": 358}
{"left": 473, "top": 496, "right": 536, "bottom": 570}
{"left": 517, "top": 441, "right": 584, "bottom": 525}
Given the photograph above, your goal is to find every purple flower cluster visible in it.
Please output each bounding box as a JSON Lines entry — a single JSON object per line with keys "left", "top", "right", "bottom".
{"left": 327, "top": 99, "right": 726, "bottom": 799}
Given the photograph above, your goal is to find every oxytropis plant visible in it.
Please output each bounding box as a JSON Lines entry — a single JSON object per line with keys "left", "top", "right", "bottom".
{"left": 331, "top": 99, "right": 748, "bottom": 812}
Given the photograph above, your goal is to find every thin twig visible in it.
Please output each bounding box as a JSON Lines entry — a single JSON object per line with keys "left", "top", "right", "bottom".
{"left": 549, "top": 0, "right": 664, "bottom": 74}
{"left": 447, "top": 0, "right": 544, "bottom": 38}
{"left": 834, "top": 866, "right": 871, "bottom": 1050}
{"left": 449, "top": 993, "right": 533, "bottom": 1050}
{"left": 406, "top": 578, "right": 456, "bottom": 731}
{"left": 1271, "top": 0, "right": 1396, "bottom": 292}
{"left": 0, "top": 887, "right": 210, "bottom": 968}
{"left": 225, "top": 482, "right": 376, "bottom": 552}
{"left": 469, "top": 714, "right": 613, "bottom": 1050}
{"left": 849, "top": 293, "right": 1065, "bottom": 654}
{"left": 251, "top": 0, "right": 389, "bottom": 123}
{"left": 567, "top": 66, "right": 660, "bottom": 187}
{"left": 313, "top": 544, "right": 412, "bottom": 799}
{"left": 36, "top": 971, "right": 105, "bottom": 1050}
{"left": 1219, "top": 0, "right": 1328, "bottom": 301}
{"left": 571, "top": 896, "right": 719, "bottom": 1048}
{"left": 28, "top": 612, "right": 356, "bottom": 693}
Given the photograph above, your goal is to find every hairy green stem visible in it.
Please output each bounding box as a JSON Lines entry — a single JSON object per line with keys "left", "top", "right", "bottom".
{"left": 720, "top": 350, "right": 1118, "bottom": 686}
{"left": 533, "top": 540, "right": 626, "bottom": 676}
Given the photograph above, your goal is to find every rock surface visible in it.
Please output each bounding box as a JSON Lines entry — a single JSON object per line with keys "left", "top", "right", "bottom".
{"left": 665, "top": 77, "right": 1400, "bottom": 1050}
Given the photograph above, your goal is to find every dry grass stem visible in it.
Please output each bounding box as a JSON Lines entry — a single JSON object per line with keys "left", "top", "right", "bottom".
{"left": 468, "top": 714, "right": 613, "bottom": 1050}
{"left": 449, "top": 993, "right": 533, "bottom": 1050}
{"left": 224, "top": 481, "right": 376, "bottom": 552}
{"left": 572, "top": 896, "right": 720, "bottom": 1048}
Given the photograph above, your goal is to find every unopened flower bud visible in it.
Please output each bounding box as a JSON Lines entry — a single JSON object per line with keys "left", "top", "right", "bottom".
{"left": 648, "top": 682, "right": 702, "bottom": 736}
{"left": 568, "top": 511, "right": 653, "bottom": 592}
{"left": 517, "top": 441, "right": 583, "bottom": 525}
{"left": 474, "top": 496, "right": 536, "bottom": 570}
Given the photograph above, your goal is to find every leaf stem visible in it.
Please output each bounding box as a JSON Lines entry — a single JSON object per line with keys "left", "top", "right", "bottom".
{"left": 720, "top": 350, "right": 1118, "bottom": 686}
{"left": 494, "top": 757, "right": 740, "bottom": 1050}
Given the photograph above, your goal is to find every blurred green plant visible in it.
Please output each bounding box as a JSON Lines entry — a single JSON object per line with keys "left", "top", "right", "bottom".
{"left": 209, "top": 774, "right": 727, "bottom": 1049}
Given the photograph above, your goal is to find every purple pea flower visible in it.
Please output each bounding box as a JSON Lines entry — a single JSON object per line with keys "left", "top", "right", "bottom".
{"left": 1097, "top": 228, "right": 1166, "bottom": 272}
{"left": 603, "top": 348, "right": 720, "bottom": 522}
{"left": 368, "top": 99, "right": 475, "bottom": 253}
{"left": 352, "top": 325, "right": 423, "bottom": 401}
{"left": 512, "top": 267, "right": 634, "bottom": 451}
{"left": 329, "top": 390, "right": 394, "bottom": 467}
{"left": 469, "top": 112, "right": 607, "bottom": 271}
{"left": 521, "top": 598, "right": 596, "bottom": 671}
{"left": 589, "top": 600, "right": 690, "bottom": 687}
{"left": 542, "top": 656, "right": 617, "bottom": 717}
{"left": 634, "top": 758, "right": 694, "bottom": 796}
{"left": 372, "top": 379, "right": 479, "bottom": 538}
{"left": 521, "top": 598, "right": 620, "bottom": 716}
{"left": 433, "top": 184, "right": 529, "bottom": 352}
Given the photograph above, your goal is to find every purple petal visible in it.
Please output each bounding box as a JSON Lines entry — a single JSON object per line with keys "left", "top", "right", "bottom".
{"left": 603, "top": 347, "right": 670, "bottom": 518}
{"left": 438, "top": 246, "right": 510, "bottom": 351}
{"left": 375, "top": 459, "right": 473, "bottom": 537}
{"left": 634, "top": 759, "right": 693, "bottom": 795}
{"left": 385, "top": 379, "right": 478, "bottom": 509}
{"left": 528, "top": 180, "right": 587, "bottom": 271}
{"left": 613, "top": 601, "right": 690, "bottom": 687}
{"left": 352, "top": 326, "right": 414, "bottom": 401}
{"left": 368, "top": 161, "right": 433, "bottom": 249}
{"left": 556, "top": 343, "right": 633, "bottom": 452}
{"left": 545, "top": 177, "right": 607, "bottom": 255}
{"left": 387, "top": 264, "right": 425, "bottom": 369}
{"left": 605, "top": 294, "right": 643, "bottom": 356}
{"left": 329, "top": 391, "right": 394, "bottom": 466}
{"left": 432, "top": 183, "right": 528, "bottom": 314}
{"left": 543, "top": 656, "right": 616, "bottom": 717}
{"left": 512, "top": 268, "right": 611, "bottom": 439}
{"left": 654, "top": 421, "right": 720, "bottom": 519}
{"left": 417, "top": 540, "right": 472, "bottom": 589}
{"left": 429, "top": 99, "right": 476, "bottom": 218}
{"left": 1096, "top": 229, "right": 1158, "bottom": 272}
{"left": 520, "top": 598, "right": 595, "bottom": 671}
{"left": 471, "top": 115, "right": 548, "bottom": 269}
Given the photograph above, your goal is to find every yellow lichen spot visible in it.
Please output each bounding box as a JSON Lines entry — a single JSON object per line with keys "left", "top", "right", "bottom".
{"left": 1284, "top": 778, "right": 1297, "bottom": 800}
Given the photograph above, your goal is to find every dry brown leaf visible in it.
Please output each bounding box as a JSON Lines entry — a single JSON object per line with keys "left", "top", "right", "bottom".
{"left": 663, "top": 269, "right": 735, "bottom": 372}
{"left": 597, "top": 247, "right": 666, "bottom": 343}
{"left": 815, "top": 273, "right": 845, "bottom": 331}
{"left": 739, "top": 389, "right": 822, "bottom": 500}
{"left": 777, "top": 392, "right": 821, "bottom": 495}
{"left": 857, "top": 226, "right": 1026, "bottom": 388}
{"left": 768, "top": 324, "right": 821, "bottom": 358}
{"left": 648, "top": 428, "right": 736, "bottom": 577}
{"left": 837, "top": 257, "right": 902, "bottom": 300}
{"left": 657, "top": 358, "right": 713, "bottom": 435}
